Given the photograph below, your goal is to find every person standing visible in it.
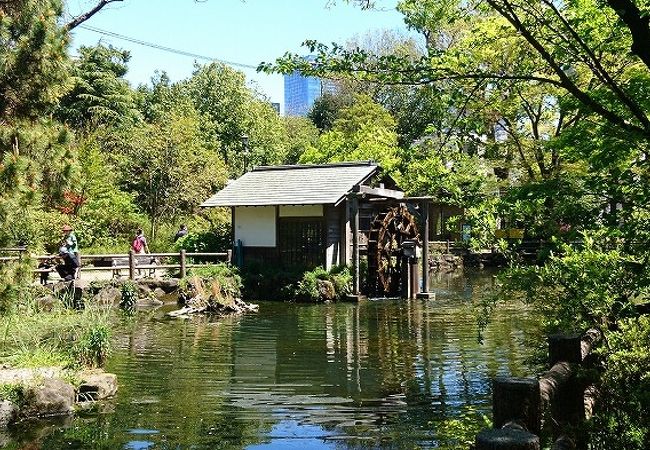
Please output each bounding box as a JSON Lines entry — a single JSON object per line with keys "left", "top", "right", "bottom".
{"left": 131, "top": 228, "right": 149, "bottom": 254}
{"left": 131, "top": 229, "right": 151, "bottom": 277}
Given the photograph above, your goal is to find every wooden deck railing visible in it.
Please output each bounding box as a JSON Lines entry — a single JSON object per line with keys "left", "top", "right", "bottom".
{"left": 475, "top": 329, "right": 601, "bottom": 450}
{"left": 0, "top": 247, "right": 231, "bottom": 280}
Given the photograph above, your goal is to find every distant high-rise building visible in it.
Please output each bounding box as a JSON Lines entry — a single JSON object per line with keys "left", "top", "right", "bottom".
{"left": 283, "top": 56, "right": 336, "bottom": 117}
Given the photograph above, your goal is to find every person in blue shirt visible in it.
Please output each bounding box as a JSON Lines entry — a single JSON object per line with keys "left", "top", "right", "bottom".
{"left": 62, "top": 225, "right": 79, "bottom": 263}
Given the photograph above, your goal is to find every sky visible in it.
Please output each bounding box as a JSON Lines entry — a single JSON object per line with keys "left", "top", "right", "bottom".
{"left": 65, "top": 0, "right": 411, "bottom": 111}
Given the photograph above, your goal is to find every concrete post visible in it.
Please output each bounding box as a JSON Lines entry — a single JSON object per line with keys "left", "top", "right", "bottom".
{"left": 493, "top": 377, "right": 542, "bottom": 435}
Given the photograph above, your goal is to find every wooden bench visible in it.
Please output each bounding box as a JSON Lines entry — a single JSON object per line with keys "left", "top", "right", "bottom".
{"left": 111, "top": 257, "right": 129, "bottom": 279}
{"left": 111, "top": 255, "right": 159, "bottom": 278}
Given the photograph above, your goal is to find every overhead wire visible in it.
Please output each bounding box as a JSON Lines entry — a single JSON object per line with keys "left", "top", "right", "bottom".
{"left": 77, "top": 24, "right": 259, "bottom": 70}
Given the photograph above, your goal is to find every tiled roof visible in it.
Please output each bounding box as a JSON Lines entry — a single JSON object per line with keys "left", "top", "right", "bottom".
{"left": 201, "top": 162, "right": 380, "bottom": 207}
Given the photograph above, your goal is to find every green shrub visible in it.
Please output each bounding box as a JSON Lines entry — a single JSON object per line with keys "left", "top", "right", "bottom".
{"left": 172, "top": 208, "right": 232, "bottom": 254}
{"left": 588, "top": 316, "right": 650, "bottom": 450}
{"left": 295, "top": 266, "right": 352, "bottom": 302}
{"left": 241, "top": 264, "right": 353, "bottom": 302}
{"left": 175, "top": 228, "right": 231, "bottom": 254}
{"left": 0, "top": 384, "right": 24, "bottom": 405}
{"left": 330, "top": 265, "right": 352, "bottom": 298}
{"left": 295, "top": 266, "right": 329, "bottom": 301}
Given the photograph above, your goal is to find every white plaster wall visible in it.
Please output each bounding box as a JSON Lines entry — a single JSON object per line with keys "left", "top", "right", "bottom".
{"left": 325, "top": 242, "right": 340, "bottom": 270}
{"left": 279, "top": 205, "right": 323, "bottom": 217}
{"left": 234, "top": 206, "right": 276, "bottom": 247}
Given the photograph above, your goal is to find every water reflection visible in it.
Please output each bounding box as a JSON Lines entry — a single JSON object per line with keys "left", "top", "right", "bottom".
{"left": 4, "top": 270, "right": 535, "bottom": 449}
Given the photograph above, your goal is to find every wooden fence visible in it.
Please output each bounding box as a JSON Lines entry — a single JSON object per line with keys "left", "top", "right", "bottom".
{"left": 0, "top": 247, "right": 230, "bottom": 280}
{"left": 429, "top": 240, "right": 463, "bottom": 253}
{"left": 475, "top": 329, "right": 601, "bottom": 450}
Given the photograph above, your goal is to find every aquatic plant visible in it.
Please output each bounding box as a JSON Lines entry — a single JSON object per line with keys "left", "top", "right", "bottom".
{"left": 71, "top": 321, "right": 112, "bottom": 368}
{"left": 119, "top": 280, "right": 137, "bottom": 313}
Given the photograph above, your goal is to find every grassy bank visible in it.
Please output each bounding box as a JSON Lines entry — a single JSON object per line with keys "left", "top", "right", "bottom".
{"left": 0, "top": 262, "right": 112, "bottom": 372}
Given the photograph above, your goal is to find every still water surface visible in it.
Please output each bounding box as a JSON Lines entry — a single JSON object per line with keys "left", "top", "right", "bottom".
{"left": 5, "top": 270, "right": 537, "bottom": 449}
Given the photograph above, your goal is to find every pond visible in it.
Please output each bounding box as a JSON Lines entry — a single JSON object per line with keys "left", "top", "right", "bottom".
{"left": 3, "top": 270, "right": 538, "bottom": 449}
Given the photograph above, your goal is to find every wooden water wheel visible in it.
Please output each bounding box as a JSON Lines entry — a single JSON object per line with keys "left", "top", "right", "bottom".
{"left": 367, "top": 205, "right": 419, "bottom": 297}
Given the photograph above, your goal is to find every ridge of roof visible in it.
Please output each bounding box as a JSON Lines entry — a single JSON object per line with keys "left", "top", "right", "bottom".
{"left": 251, "top": 160, "right": 377, "bottom": 172}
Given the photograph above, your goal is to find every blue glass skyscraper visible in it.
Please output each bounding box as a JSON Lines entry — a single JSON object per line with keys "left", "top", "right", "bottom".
{"left": 284, "top": 70, "right": 322, "bottom": 117}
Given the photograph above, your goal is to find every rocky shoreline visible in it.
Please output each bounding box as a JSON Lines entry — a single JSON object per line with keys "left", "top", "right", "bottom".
{"left": 0, "top": 367, "right": 117, "bottom": 429}
{"left": 36, "top": 278, "right": 182, "bottom": 310}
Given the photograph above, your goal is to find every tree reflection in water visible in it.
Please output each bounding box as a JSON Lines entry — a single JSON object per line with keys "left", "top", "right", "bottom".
{"left": 8, "top": 270, "right": 537, "bottom": 449}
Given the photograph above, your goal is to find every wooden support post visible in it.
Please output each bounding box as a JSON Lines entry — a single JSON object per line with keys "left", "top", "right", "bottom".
{"left": 180, "top": 249, "right": 187, "bottom": 279}
{"left": 476, "top": 426, "right": 540, "bottom": 450}
{"left": 400, "top": 256, "right": 409, "bottom": 298}
{"left": 493, "top": 377, "right": 542, "bottom": 435}
{"left": 227, "top": 249, "right": 232, "bottom": 264}
{"left": 128, "top": 250, "right": 135, "bottom": 280}
{"left": 351, "top": 193, "right": 360, "bottom": 296}
{"left": 409, "top": 258, "right": 419, "bottom": 299}
{"left": 422, "top": 199, "right": 429, "bottom": 290}
{"left": 417, "top": 199, "right": 434, "bottom": 299}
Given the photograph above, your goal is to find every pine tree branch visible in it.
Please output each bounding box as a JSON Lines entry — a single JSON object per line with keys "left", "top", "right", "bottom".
{"left": 64, "top": 0, "right": 124, "bottom": 31}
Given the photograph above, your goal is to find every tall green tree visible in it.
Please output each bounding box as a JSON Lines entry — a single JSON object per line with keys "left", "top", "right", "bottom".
{"left": 57, "top": 44, "right": 141, "bottom": 128}
{"left": 69, "top": 129, "right": 145, "bottom": 248}
{"left": 281, "top": 116, "right": 320, "bottom": 164}
{"left": 308, "top": 92, "right": 354, "bottom": 132}
{"left": 0, "top": 0, "right": 74, "bottom": 248}
{"left": 183, "top": 63, "right": 289, "bottom": 174}
{"left": 300, "top": 94, "right": 402, "bottom": 176}
{"left": 0, "top": 0, "right": 70, "bottom": 121}
{"left": 109, "top": 109, "right": 227, "bottom": 239}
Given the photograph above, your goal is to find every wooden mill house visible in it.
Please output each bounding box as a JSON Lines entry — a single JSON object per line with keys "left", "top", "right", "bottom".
{"left": 201, "top": 161, "right": 437, "bottom": 298}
